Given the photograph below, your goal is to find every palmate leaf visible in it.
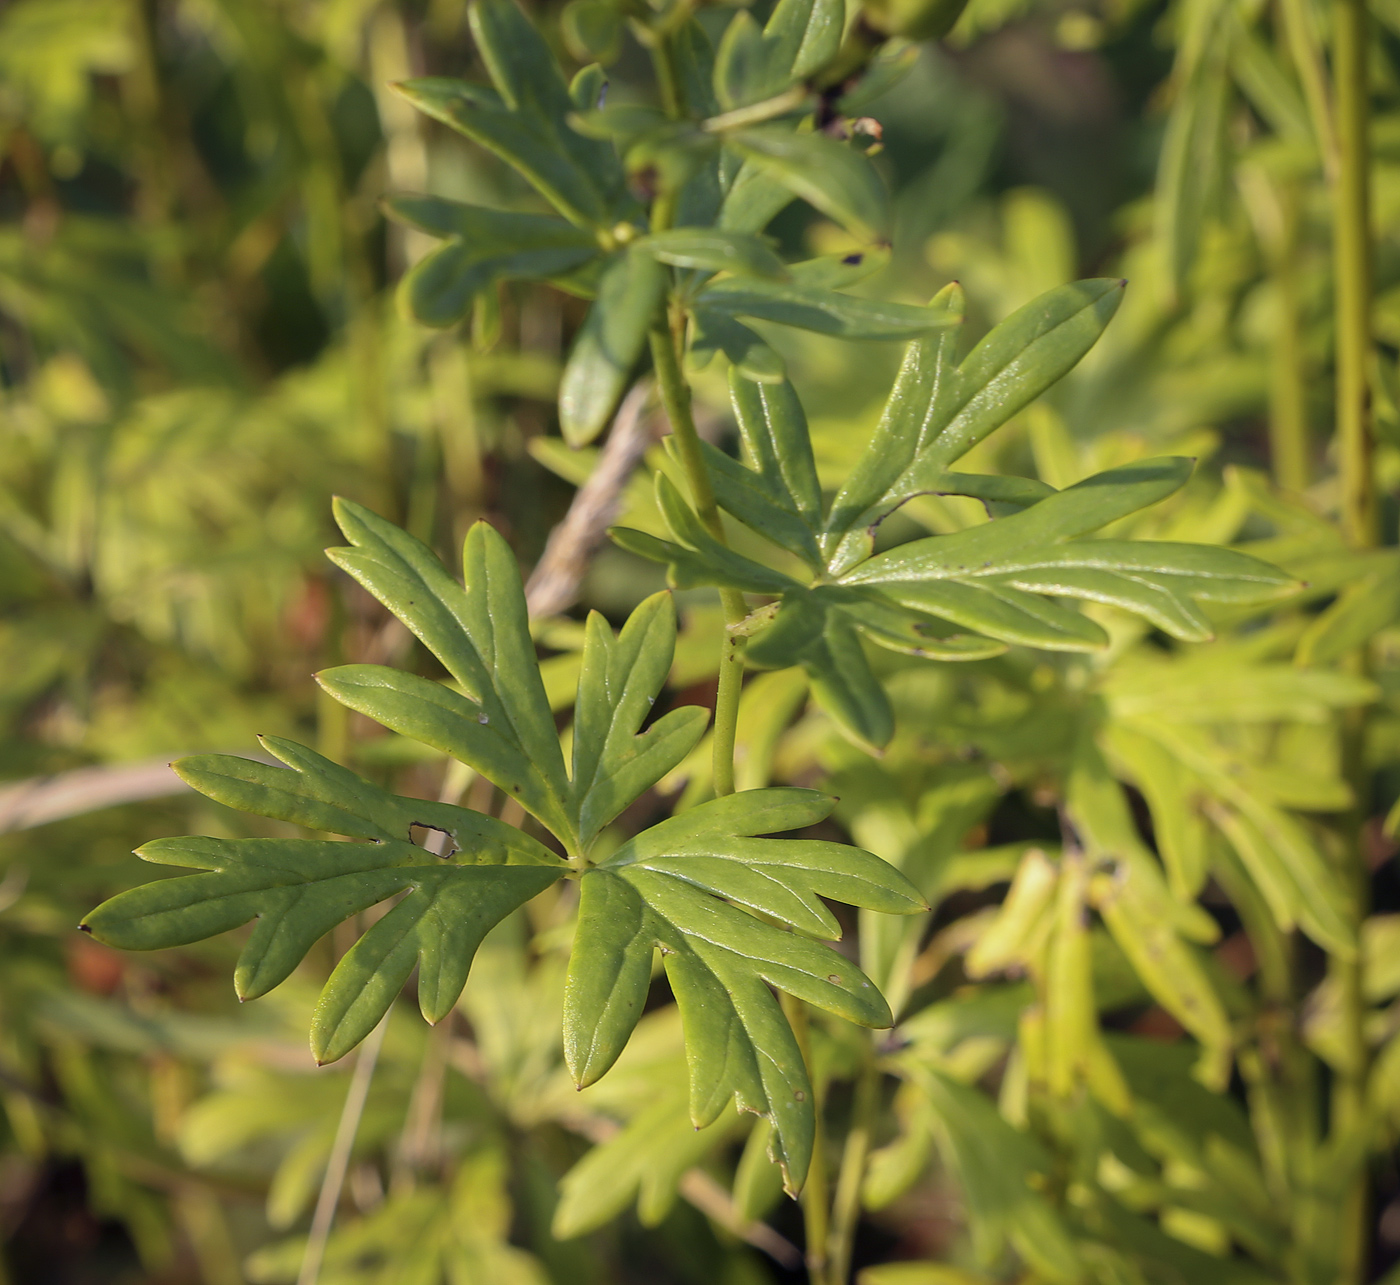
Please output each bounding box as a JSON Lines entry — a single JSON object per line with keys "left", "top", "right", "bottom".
{"left": 564, "top": 789, "right": 924, "bottom": 1190}
{"left": 80, "top": 736, "right": 566, "bottom": 1064}
{"left": 89, "top": 500, "right": 921, "bottom": 1196}
{"left": 571, "top": 592, "right": 710, "bottom": 846}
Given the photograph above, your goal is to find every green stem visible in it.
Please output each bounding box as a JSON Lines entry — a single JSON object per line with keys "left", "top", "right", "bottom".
{"left": 1331, "top": 4, "right": 1374, "bottom": 1278}
{"left": 1334, "top": 0, "right": 1375, "bottom": 551}
{"left": 781, "top": 993, "right": 830, "bottom": 1285}
{"left": 648, "top": 320, "right": 748, "bottom": 797}
{"left": 1279, "top": 0, "right": 1339, "bottom": 180}
{"left": 1270, "top": 193, "right": 1311, "bottom": 492}
{"left": 827, "top": 1059, "right": 878, "bottom": 1285}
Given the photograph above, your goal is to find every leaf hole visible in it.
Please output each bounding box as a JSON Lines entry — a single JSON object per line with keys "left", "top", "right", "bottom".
{"left": 409, "top": 823, "right": 458, "bottom": 858}
{"left": 826, "top": 974, "right": 841, "bottom": 983}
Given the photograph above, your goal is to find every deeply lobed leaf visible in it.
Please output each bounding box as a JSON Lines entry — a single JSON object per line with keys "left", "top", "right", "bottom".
{"left": 82, "top": 741, "right": 565, "bottom": 1061}
{"left": 563, "top": 788, "right": 924, "bottom": 1192}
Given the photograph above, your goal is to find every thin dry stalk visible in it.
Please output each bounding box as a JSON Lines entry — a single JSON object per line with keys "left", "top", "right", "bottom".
{"left": 525, "top": 381, "right": 659, "bottom": 619}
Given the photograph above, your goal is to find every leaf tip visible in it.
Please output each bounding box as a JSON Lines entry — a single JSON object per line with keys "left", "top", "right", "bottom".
{"left": 77, "top": 922, "right": 91, "bottom": 933}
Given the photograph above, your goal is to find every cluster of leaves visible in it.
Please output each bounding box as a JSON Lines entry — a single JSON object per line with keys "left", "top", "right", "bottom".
{"left": 10, "top": 0, "right": 1400, "bottom": 1281}
{"left": 85, "top": 500, "right": 926, "bottom": 1192}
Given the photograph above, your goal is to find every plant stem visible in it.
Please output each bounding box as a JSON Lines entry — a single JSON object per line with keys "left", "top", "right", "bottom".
{"left": 1334, "top": 0, "right": 1375, "bottom": 551}
{"left": 648, "top": 320, "right": 748, "bottom": 797}
{"left": 827, "top": 1059, "right": 879, "bottom": 1285}
{"left": 1270, "top": 193, "right": 1311, "bottom": 493}
{"left": 1331, "top": 3, "right": 1374, "bottom": 1279}
{"left": 781, "top": 992, "right": 830, "bottom": 1285}
{"left": 298, "top": 1011, "right": 390, "bottom": 1285}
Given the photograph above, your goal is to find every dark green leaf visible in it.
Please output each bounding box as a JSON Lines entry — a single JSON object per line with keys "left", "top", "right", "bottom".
{"left": 571, "top": 593, "right": 709, "bottom": 845}
{"left": 689, "top": 308, "right": 787, "bottom": 382}
{"left": 847, "top": 458, "right": 1195, "bottom": 574}
{"left": 316, "top": 664, "right": 576, "bottom": 845}
{"left": 691, "top": 372, "right": 822, "bottom": 565}
{"left": 325, "top": 502, "right": 572, "bottom": 838}
{"left": 697, "top": 273, "right": 958, "bottom": 340}
{"left": 559, "top": 248, "right": 666, "bottom": 446}
{"left": 712, "top": 0, "right": 843, "bottom": 111}
{"left": 564, "top": 789, "right": 913, "bottom": 1190}
{"left": 746, "top": 592, "right": 895, "bottom": 749}
{"left": 636, "top": 228, "right": 786, "bottom": 278}
{"left": 384, "top": 196, "right": 598, "bottom": 326}
{"left": 393, "top": 0, "right": 627, "bottom": 227}
{"left": 729, "top": 128, "right": 889, "bottom": 242}
{"left": 718, "top": 152, "right": 798, "bottom": 233}
{"left": 81, "top": 748, "right": 563, "bottom": 1061}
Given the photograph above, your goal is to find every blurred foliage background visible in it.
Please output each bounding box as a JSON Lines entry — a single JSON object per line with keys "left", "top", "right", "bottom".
{"left": 5, "top": 0, "right": 1400, "bottom": 1281}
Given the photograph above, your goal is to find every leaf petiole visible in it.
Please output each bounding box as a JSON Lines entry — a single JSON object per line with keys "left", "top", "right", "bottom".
{"left": 648, "top": 319, "right": 750, "bottom": 797}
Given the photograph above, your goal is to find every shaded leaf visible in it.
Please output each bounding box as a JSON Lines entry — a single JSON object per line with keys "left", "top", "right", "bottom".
{"left": 697, "top": 273, "right": 958, "bottom": 340}
{"left": 394, "top": 0, "right": 627, "bottom": 226}
{"left": 384, "top": 196, "right": 598, "bottom": 326}
{"left": 730, "top": 128, "right": 889, "bottom": 242}
{"left": 559, "top": 248, "right": 666, "bottom": 446}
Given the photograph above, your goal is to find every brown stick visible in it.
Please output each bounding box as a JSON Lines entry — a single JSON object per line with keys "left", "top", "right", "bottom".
{"left": 0, "top": 759, "right": 191, "bottom": 833}
{"left": 525, "top": 381, "right": 659, "bottom": 619}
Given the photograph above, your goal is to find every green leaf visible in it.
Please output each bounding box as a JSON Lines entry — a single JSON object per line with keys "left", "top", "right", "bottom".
{"left": 718, "top": 152, "right": 799, "bottom": 233}
{"left": 393, "top": 0, "right": 627, "bottom": 227}
{"left": 383, "top": 197, "right": 599, "bottom": 326}
{"left": 1295, "top": 562, "right": 1400, "bottom": 666}
{"left": 688, "top": 308, "right": 787, "bottom": 382}
{"left": 565, "top": 6, "right": 621, "bottom": 71}
{"left": 898, "top": 1064, "right": 1083, "bottom": 1283}
{"left": 636, "top": 228, "right": 786, "bottom": 278}
{"left": 694, "top": 372, "right": 822, "bottom": 564}
{"left": 571, "top": 593, "right": 710, "bottom": 846}
{"left": 1155, "top": 19, "right": 1233, "bottom": 294}
{"left": 81, "top": 746, "right": 563, "bottom": 1062}
{"left": 563, "top": 788, "right": 918, "bottom": 1190}
{"left": 697, "top": 273, "right": 959, "bottom": 340}
{"left": 324, "top": 501, "right": 573, "bottom": 843}
{"left": 825, "top": 280, "right": 1124, "bottom": 572}
{"left": 1102, "top": 724, "right": 1209, "bottom": 900}
{"left": 712, "top": 0, "right": 843, "bottom": 110}
{"left": 729, "top": 128, "right": 889, "bottom": 242}
{"left": 559, "top": 248, "right": 666, "bottom": 446}
{"left": 729, "top": 371, "right": 823, "bottom": 531}
{"left": 841, "top": 460, "right": 1296, "bottom": 648}
{"left": 651, "top": 472, "right": 805, "bottom": 594}
{"left": 745, "top": 591, "right": 894, "bottom": 749}
{"left": 173, "top": 734, "right": 516, "bottom": 848}
{"left": 610, "top": 524, "right": 797, "bottom": 595}
{"left": 553, "top": 1090, "right": 743, "bottom": 1236}
{"left": 317, "top": 664, "right": 577, "bottom": 845}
